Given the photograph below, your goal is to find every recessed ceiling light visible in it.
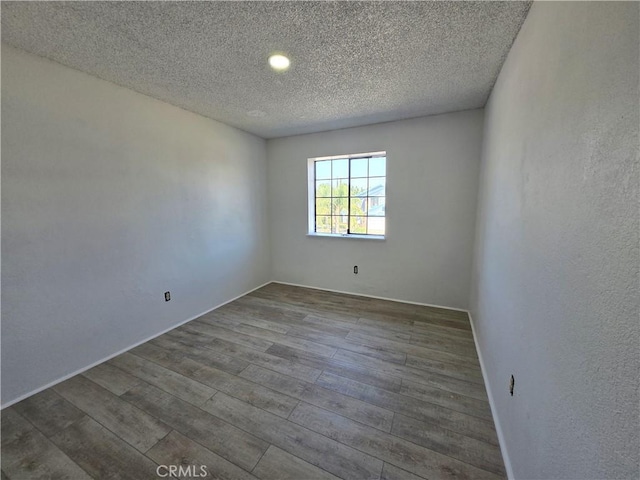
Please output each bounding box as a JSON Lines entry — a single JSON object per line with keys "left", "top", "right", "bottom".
{"left": 268, "top": 54, "right": 290, "bottom": 71}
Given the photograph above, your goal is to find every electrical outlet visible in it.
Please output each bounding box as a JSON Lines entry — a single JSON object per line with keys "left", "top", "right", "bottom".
{"left": 164, "top": 291, "right": 171, "bottom": 302}
{"left": 509, "top": 375, "right": 515, "bottom": 396}
{"left": 353, "top": 265, "right": 358, "bottom": 274}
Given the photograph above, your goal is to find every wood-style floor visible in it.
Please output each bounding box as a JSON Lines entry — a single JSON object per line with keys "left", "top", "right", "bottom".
{"left": 1, "top": 283, "right": 505, "bottom": 480}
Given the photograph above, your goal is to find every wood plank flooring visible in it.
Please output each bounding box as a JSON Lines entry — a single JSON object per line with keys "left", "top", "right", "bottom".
{"left": 1, "top": 283, "right": 505, "bottom": 479}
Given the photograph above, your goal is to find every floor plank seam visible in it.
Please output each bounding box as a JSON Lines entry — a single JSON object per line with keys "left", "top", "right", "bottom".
{"left": 313, "top": 368, "right": 494, "bottom": 426}
{"left": 287, "top": 400, "right": 302, "bottom": 420}
{"left": 52, "top": 380, "right": 171, "bottom": 455}
{"left": 143, "top": 428, "right": 173, "bottom": 455}
{"left": 287, "top": 400, "right": 501, "bottom": 478}
{"left": 122, "top": 350, "right": 225, "bottom": 394}
{"left": 201, "top": 395, "right": 385, "bottom": 477}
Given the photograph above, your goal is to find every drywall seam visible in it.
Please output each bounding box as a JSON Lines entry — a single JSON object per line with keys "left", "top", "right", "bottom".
{"left": 0, "top": 281, "right": 272, "bottom": 410}
{"left": 272, "top": 280, "right": 470, "bottom": 312}
{"left": 468, "top": 311, "right": 514, "bottom": 480}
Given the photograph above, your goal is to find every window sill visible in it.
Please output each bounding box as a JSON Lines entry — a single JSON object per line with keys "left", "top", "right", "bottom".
{"left": 306, "top": 233, "right": 386, "bottom": 241}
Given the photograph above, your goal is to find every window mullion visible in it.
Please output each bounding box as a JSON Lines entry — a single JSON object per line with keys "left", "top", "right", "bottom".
{"left": 366, "top": 156, "right": 369, "bottom": 235}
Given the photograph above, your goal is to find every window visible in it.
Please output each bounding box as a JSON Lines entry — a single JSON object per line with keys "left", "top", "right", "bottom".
{"left": 308, "top": 151, "right": 386, "bottom": 238}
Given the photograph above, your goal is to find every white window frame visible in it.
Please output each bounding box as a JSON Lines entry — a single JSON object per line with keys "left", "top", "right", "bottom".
{"left": 307, "top": 151, "right": 386, "bottom": 240}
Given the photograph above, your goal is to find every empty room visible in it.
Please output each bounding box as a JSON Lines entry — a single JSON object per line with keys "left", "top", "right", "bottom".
{"left": 1, "top": 1, "right": 638, "bottom": 479}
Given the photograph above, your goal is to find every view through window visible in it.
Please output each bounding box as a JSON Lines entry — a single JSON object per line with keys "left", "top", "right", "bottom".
{"left": 309, "top": 152, "right": 386, "bottom": 236}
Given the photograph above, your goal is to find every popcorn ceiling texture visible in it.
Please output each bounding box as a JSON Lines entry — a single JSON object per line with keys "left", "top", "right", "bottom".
{"left": 1, "top": 1, "right": 530, "bottom": 138}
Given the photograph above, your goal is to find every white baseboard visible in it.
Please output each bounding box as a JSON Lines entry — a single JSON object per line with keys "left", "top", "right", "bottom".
{"left": 1, "top": 281, "right": 272, "bottom": 409}
{"left": 468, "top": 311, "right": 514, "bottom": 480}
{"left": 271, "top": 280, "right": 469, "bottom": 313}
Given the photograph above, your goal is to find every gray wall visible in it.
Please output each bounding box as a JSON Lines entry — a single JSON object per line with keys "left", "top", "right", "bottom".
{"left": 267, "top": 111, "right": 483, "bottom": 309}
{"left": 469, "top": 3, "right": 639, "bottom": 479}
{"left": 1, "top": 45, "right": 271, "bottom": 406}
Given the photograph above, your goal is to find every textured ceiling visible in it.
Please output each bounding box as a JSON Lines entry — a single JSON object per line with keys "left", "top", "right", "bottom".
{"left": 1, "top": 1, "right": 531, "bottom": 139}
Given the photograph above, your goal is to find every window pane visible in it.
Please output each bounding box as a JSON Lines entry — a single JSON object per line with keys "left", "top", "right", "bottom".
{"left": 315, "top": 160, "right": 331, "bottom": 180}
{"left": 316, "top": 180, "right": 331, "bottom": 197}
{"left": 316, "top": 198, "right": 331, "bottom": 215}
{"left": 310, "top": 152, "right": 386, "bottom": 237}
{"left": 332, "top": 216, "right": 348, "bottom": 234}
{"left": 350, "top": 158, "right": 368, "bottom": 178}
{"left": 368, "top": 177, "right": 385, "bottom": 196}
{"left": 369, "top": 157, "right": 386, "bottom": 177}
{"left": 350, "top": 216, "right": 367, "bottom": 234}
{"left": 367, "top": 216, "right": 385, "bottom": 235}
{"left": 316, "top": 216, "right": 331, "bottom": 233}
{"left": 332, "top": 159, "right": 348, "bottom": 178}
{"left": 332, "top": 197, "right": 348, "bottom": 216}
{"left": 367, "top": 197, "right": 385, "bottom": 216}
{"left": 332, "top": 178, "right": 349, "bottom": 197}
{"left": 350, "top": 178, "right": 368, "bottom": 196}
{"left": 350, "top": 197, "right": 367, "bottom": 216}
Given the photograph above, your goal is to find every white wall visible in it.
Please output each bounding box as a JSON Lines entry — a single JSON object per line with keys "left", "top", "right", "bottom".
{"left": 267, "top": 111, "right": 483, "bottom": 309}
{"left": 1, "top": 45, "right": 270, "bottom": 406}
{"left": 469, "top": 3, "right": 639, "bottom": 479}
